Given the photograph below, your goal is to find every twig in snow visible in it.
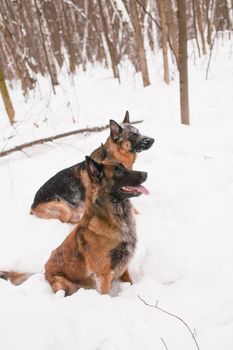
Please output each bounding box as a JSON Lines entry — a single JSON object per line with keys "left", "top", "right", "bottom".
{"left": 20, "top": 149, "right": 31, "bottom": 158}
{"left": 161, "top": 337, "right": 169, "bottom": 350}
{"left": 138, "top": 295, "right": 201, "bottom": 350}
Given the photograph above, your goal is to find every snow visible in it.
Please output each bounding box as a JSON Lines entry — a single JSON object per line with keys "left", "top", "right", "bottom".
{"left": 1, "top": 39, "right": 233, "bottom": 349}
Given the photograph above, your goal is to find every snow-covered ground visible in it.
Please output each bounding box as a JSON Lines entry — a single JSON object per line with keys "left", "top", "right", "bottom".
{"left": 0, "top": 40, "right": 233, "bottom": 349}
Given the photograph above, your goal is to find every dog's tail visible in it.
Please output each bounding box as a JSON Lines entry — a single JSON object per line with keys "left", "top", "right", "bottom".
{"left": 0, "top": 271, "right": 34, "bottom": 286}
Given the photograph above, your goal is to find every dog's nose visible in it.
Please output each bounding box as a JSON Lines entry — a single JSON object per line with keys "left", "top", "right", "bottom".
{"left": 141, "top": 171, "right": 148, "bottom": 182}
{"left": 134, "top": 137, "right": 155, "bottom": 152}
{"left": 146, "top": 137, "right": 154, "bottom": 148}
{"left": 140, "top": 137, "right": 155, "bottom": 151}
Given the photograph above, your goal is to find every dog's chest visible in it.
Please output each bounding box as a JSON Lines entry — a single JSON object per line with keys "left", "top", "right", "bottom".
{"left": 109, "top": 218, "right": 136, "bottom": 279}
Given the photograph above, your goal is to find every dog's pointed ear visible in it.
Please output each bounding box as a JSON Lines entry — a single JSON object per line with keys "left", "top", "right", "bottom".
{"left": 123, "top": 111, "right": 130, "bottom": 124}
{"left": 109, "top": 120, "right": 122, "bottom": 142}
{"left": 99, "top": 143, "right": 108, "bottom": 161}
{"left": 85, "top": 156, "right": 104, "bottom": 180}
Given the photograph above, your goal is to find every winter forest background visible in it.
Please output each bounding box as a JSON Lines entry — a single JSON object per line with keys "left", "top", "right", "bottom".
{"left": 1, "top": 1, "right": 233, "bottom": 350}
{"left": 1, "top": 0, "right": 232, "bottom": 129}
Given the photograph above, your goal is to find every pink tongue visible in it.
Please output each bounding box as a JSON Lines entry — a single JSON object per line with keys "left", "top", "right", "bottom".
{"left": 125, "top": 185, "right": 149, "bottom": 195}
{"left": 135, "top": 184, "right": 149, "bottom": 195}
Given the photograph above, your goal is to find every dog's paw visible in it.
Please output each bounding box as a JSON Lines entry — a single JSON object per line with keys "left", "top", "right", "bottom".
{"left": 55, "top": 289, "right": 65, "bottom": 298}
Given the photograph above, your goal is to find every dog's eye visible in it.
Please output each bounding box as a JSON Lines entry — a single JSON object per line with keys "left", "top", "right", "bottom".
{"left": 115, "top": 166, "right": 123, "bottom": 175}
{"left": 130, "top": 131, "right": 139, "bottom": 140}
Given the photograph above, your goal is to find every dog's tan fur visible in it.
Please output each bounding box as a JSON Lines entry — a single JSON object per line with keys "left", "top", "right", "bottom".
{"left": 44, "top": 161, "right": 135, "bottom": 295}
{"left": 91, "top": 136, "right": 136, "bottom": 170}
{"left": 1, "top": 159, "right": 146, "bottom": 295}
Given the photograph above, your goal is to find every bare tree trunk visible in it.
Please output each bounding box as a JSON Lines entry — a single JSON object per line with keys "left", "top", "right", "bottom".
{"left": 177, "top": 0, "right": 190, "bottom": 125}
{"left": 130, "top": 1, "right": 150, "bottom": 87}
{"left": 97, "top": 0, "right": 120, "bottom": 80}
{"left": 82, "top": 0, "right": 89, "bottom": 71}
{"left": 207, "top": 0, "right": 216, "bottom": 46}
{"left": 0, "top": 69, "right": 15, "bottom": 125}
{"left": 194, "top": 0, "right": 207, "bottom": 55}
{"left": 192, "top": 0, "right": 201, "bottom": 57}
{"left": 33, "top": 0, "right": 58, "bottom": 93}
{"left": 164, "top": 0, "right": 179, "bottom": 66}
{"left": 224, "top": 0, "right": 231, "bottom": 32}
{"left": 157, "top": 0, "right": 170, "bottom": 84}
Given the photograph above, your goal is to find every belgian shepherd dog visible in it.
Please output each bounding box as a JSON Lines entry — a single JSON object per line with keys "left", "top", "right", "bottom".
{"left": 0, "top": 157, "right": 149, "bottom": 295}
{"left": 30, "top": 112, "right": 154, "bottom": 223}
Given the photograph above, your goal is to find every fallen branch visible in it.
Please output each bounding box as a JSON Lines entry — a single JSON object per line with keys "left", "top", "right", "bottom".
{"left": 138, "top": 295, "right": 201, "bottom": 350}
{"left": 0, "top": 120, "right": 143, "bottom": 158}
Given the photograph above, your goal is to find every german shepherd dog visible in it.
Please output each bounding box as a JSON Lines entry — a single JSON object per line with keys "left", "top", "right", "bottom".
{"left": 30, "top": 112, "right": 154, "bottom": 224}
{"left": 0, "top": 157, "right": 148, "bottom": 295}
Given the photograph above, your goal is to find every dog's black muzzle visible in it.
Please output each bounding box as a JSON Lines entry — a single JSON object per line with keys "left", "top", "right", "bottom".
{"left": 133, "top": 137, "right": 154, "bottom": 153}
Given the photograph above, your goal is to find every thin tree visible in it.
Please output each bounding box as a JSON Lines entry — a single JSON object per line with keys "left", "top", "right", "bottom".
{"left": 194, "top": 0, "right": 207, "bottom": 55}
{"left": 97, "top": 0, "right": 120, "bottom": 80}
{"left": 206, "top": 0, "right": 216, "bottom": 46}
{"left": 157, "top": 0, "right": 170, "bottom": 84}
{"left": 192, "top": 0, "right": 201, "bottom": 58}
{"left": 0, "top": 68, "right": 15, "bottom": 125}
{"left": 177, "top": 0, "right": 190, "bottom": 125}
{"left": 33, "top": 0, "right": 58, "bottom": 93}
{"left": 164, "top": 0, "right": 179, "bottom": 66}
{"left": 130, "top": 1, "right": 150, "bottom": 87}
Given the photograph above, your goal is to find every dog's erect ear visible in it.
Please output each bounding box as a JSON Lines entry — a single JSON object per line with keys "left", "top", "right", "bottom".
{"left": 123, "top": 111, "right": 130, "bottom": 124}
{"left": 99, "top": 143, "right": 108, "bottom": 161}
{"left": 109, "top": 120, "right": 122, "bottom": 142}
{"left": 85, "top": 156, "right": 104, "bottom": 180}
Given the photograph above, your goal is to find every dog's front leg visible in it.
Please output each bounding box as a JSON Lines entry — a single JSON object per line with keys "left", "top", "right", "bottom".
{"left": 94, "top": 271, "right": 112, "bottom": 294}
{"left": 119, "top": 269, "right": 132, "bottom": 284}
